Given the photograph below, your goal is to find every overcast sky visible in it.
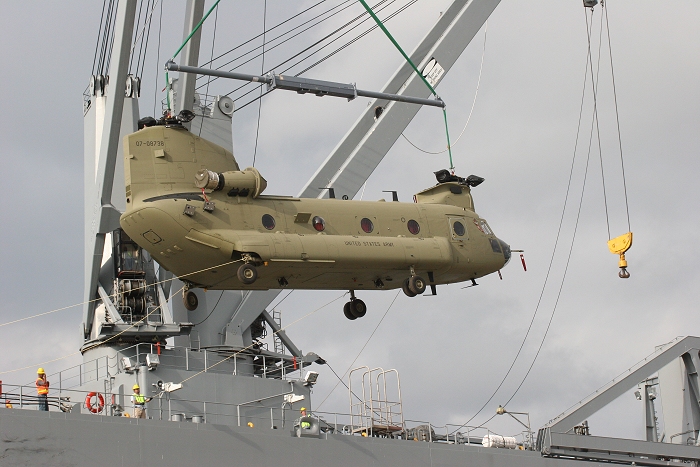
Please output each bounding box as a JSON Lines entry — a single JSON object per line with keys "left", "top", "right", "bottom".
{"left": 0, "top": 0, "right": 698, "bottom": 442}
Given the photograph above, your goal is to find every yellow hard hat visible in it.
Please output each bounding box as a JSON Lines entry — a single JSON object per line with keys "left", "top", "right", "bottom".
{"left": 37, "top": 368, "right": 45, "bottom": 374}
{"left": 300, "top": 407, "right": 306, "bottom": 412}
{"left": 132, "top": 384, "right": 140, "bottom": 390}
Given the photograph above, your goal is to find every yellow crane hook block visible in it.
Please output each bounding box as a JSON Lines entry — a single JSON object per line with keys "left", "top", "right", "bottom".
{"left": 607, "top": 232, "right": 633, "bottom": 279}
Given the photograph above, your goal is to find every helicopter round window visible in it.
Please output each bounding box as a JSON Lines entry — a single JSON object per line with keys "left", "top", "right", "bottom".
{"left": 312, "top": 216, "right": 325, "bottom": 232}
{"left": 262, "top": 214, "right": 275, "bottom": 230}
{"left": 453, "top": 221, "right": 466, "bottom": 236}
{"left": 360, "top": 218, "right": 374, "bottom": 234}
{"left": 407, "top": 219, "right": 420, "bottom": 235}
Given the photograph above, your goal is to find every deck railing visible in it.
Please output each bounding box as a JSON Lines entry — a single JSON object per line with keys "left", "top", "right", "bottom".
{"left": 38, "top": 343, "right": 300, "bottom": 397}
{"left": 0, "top": 382, "right": 509, "bottom": 446}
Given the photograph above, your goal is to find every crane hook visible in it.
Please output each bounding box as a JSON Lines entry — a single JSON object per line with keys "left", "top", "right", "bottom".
{"left": 607, "top": 232, "right": 633, "bottom": 279}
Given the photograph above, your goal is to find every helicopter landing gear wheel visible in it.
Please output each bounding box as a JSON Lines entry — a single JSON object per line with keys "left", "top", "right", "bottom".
{"left": 402, "top": 278, "right": 417, "bottom": 297}
{"left": 408, "top": 275, "right": 426, "bottom": 295}
{"left": 183, "top": 290, "right": 198, "bottom": 311}
{"left": 343, "top": 302, "right": 357, "bottom": 320}
{"left": 350, "top": 299, "right": 367, "bottom": 318}
{"left": 237, "top": 263, "right": 258, "bottom": 285}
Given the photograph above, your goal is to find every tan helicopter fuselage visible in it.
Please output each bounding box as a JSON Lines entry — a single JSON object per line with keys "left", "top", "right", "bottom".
{"left": 119, "top": 125, "right": 510, "bottom": 292}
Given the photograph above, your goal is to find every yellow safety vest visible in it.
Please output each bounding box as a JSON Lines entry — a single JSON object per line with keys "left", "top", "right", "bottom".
{"left": 36, "top": 378, "right": 49, "bottom": 395}
{"left": 133, "top": 393, "right": 146, "bottom": 405}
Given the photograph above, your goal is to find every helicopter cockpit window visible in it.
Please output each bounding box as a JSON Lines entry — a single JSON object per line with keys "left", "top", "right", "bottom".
{"left": 407, "top": 219, "right": 420, "bottom": 235}
{"left": 312, "top": 216, "right": 325, "bottom": 232}
{"left": 262, "top": 214, "right": 275, "bottom": 230}
{"left": 360, "top": 218, "right": 374, "bottom": 234}
{"left": 474, "top": 219, "right": 493, "bottom": 235}
{"left": 453, "top": 221, "right": 466, "bottom": 237}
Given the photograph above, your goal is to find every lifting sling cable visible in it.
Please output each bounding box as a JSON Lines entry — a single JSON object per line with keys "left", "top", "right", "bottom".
{"left": 165, "top": 0, "right": 222, "bottom": 111}
{"left": 0, "top": 285, "right": 186, "bottom": 376}
{"left": 357, "top": 0, "right": 455, "bottom": 171}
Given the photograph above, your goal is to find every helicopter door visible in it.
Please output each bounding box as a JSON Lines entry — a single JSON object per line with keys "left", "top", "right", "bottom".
{"left": 448, "top": 217, "right": 468, "bottom": 243}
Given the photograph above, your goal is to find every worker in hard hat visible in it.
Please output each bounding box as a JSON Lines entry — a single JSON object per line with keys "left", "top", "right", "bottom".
{"left": 130, "top": 384, "right": 152, "bottom": 419}
{"left": 35, "top": 368, "right": 49, "bottom": 411}
{"left": 299, "top": 407, "right": 311, "bottom": 429}
{"left": 5, "top": 400, "right": 13, "bottom": 409}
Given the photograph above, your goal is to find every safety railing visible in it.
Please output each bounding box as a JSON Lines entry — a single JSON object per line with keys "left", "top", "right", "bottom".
{"left": 0, "top": 381, "right": 518, "bottom": 448}
{"left": 43, "top": 343, "right": 301, "bottom": 397}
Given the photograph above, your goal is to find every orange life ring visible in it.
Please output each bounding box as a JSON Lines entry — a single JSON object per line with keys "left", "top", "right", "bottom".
{"left": 85, "top": 392, "right": 105, "bottom": 414}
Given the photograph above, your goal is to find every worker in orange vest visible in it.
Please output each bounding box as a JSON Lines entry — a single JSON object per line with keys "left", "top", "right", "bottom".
{"left": 36, "top": 368, "right": 49, "bottom": 411}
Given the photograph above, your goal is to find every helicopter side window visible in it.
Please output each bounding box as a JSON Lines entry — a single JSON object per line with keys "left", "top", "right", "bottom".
{"left": 453, "top": 221, "right": 466, "bottom": 237}
{"left": 407, "top": 219, "right": 420, "bottom": 235}
{"left": 360, "top": 218, "right": 374, "bottom": 234}
{"left": 262, "top": 214, "right": 276, "bottom": 230}
{"left": 312, "top": 216, "right": 325, "bottom": 232}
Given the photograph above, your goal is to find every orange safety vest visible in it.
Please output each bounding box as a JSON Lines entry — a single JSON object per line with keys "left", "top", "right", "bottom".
{"left": 36, "top": 377, "right": 49, "bottom": 395}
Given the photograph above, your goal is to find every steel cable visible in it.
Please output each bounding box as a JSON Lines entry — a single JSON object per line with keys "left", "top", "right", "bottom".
{"left": 91, "top": 0, "right": 109, "bottom": 75}
{"left": 449, "top": 10, "right": 597, "bottom": 434}
{"left": 198, "top": 0, "right": 342, "bottom": 71}
{"left": 400, "top": 21, "right": 488, "bottom": 155}
{"left": 586, "top": 7, "right": 612, "bottom": 239}
{"left": 196, "top": 0, "right": 357, "bottom": 84}
{"left": 498, "top": 5, "right": 608, "bottom": 412}
{"left": 217, "top": 0, "right": 400, "bottom": 98}
{"left": 228, "top": 1, "right": 413, "bottom": 112}
{"left": 252, "top": 0, "right": 267, "bottom": 168}
{"left": 603, "top": 1, "right": 631, "bottom": 232}
{"left": 0, "top": 285, "right": 186, "bottom": 376}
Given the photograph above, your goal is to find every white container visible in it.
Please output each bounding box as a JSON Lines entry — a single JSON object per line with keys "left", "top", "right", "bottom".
{"left": 482, "top": 434, "right": 517, "bottom": 449}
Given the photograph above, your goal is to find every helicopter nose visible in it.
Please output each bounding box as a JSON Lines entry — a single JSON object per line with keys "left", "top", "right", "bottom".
{"left": 497, "top": 238, "right": 511, "bottom": 266}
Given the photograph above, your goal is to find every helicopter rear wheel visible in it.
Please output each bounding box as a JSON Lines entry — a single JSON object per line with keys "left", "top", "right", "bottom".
{"left": 408, "top": 275, "right": 426, "bottom": 295}
{"left": 183, "top": 290, "right": 198, "bottom": 311}
{"left": 237, "top": 263, "right": 258, "bottom": 285}
{"left": 350, "top": 299, "right": 367, "bottom": 318}
{"left": 402, "top": 278, "right": 417, "bottom": 297}
{"left": 343, "top": 302, "right": 357, "bottom": 320}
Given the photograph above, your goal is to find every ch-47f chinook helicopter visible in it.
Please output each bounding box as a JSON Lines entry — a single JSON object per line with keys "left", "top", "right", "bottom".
{"left": 119, "top": 115, "right": 511, "bottom": 320}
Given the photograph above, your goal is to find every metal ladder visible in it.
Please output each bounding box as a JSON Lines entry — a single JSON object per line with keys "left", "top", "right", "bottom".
{"left": 272, "top": 310, "right": 283, "bottom": 354}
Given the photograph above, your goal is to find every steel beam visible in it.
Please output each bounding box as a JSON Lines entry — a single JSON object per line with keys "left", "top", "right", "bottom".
{"left": 174, "top": 0, "right": 205, "bottom": 118}
{"left": 165, "top": 62, "right": 445, "bottom": 108}
{"left": 261, "top": 310, "right": 302, "bottom": 358}
{"left": 543, "top": 432, "right": 699, "bottom": 466}
{"left": 83, "top": 0, "right": 137, "bottom": 337}
{"left": 546, "top": 336, "right": 700, "bottom": 433}
{"left": 97, "top": 284, "right": 123, "bottom": 323}
{"left": 681, "top": 351, "right": 700, "bottom": 443}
